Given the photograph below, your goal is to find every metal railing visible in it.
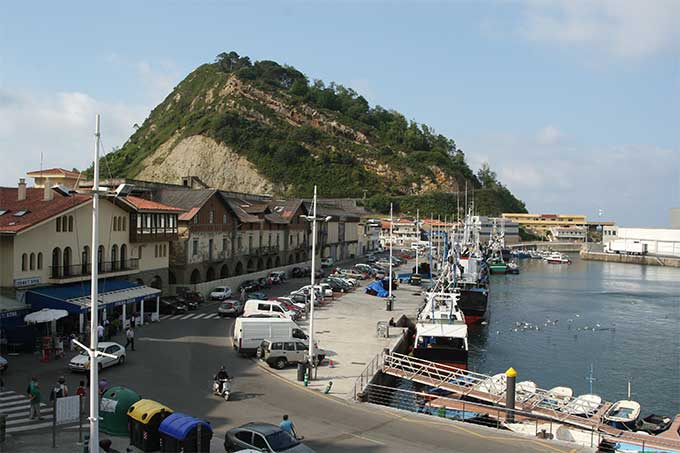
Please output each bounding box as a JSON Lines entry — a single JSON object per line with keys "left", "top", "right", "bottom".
{"left": 350, "top": 350, "right": 385, "bottom": 401}
{"left": 50, "top": 259, "right": 139, "bottom": 279}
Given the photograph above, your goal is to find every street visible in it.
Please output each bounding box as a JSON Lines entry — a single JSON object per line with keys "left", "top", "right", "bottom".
{"left": 1, "top": 274, "right": 585, "bottom": 452}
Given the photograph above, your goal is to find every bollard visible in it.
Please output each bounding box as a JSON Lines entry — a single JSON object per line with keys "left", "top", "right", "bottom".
{"left": 324, "top": 381, "right": 333, "bottom": 394}
{"left": 505, "top": 367, "right": 517, "bottom": 424}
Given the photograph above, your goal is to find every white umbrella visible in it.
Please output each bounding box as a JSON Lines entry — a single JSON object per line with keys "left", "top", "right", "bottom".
{"left": 24, "top": 308, "right": 69, "bottom": 324}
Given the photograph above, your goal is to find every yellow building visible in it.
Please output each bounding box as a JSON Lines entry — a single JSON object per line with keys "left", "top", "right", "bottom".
{"left": 26, "top": 168, "right": 81, "bottom": 189}
{"left": 501, "top": 213, "right": 587, "bottom": 236}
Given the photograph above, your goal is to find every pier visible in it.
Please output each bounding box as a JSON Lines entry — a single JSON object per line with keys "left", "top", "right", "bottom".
{"left": 580, "top": 250, "right": 680, "bottom": 267}
{"left": 509, "top": 241, "right": 583, "bottom": 252}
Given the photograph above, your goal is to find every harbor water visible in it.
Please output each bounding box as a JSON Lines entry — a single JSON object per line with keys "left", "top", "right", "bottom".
{"left": 468, "top": 255, "right": 680, "bottom": 416}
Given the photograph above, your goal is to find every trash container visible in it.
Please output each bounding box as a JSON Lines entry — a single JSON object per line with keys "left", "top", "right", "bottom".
{"left": 158, "top": 412, "right": 212, "bottom": 453}
{"left": 100, "top": 386, "right": 141, "bottom": 436}
{"left": 385, "top": 297, "right": 393, "bottom": 311}
{"left": 296, "top": 362, "right": 306, "bottom": 382}
{"left": 127, "top": 399, "right": 173, "bottom": 452}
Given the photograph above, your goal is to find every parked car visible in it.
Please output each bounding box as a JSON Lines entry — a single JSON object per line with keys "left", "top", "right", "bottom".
{"left": 159, "top": 297, "right": 188, "bottom": 315}
{"left": 210, "top": 286, "right": 233, "bottom": 301}
{"left": 256, "top": 277, "right": 271, "bottom": 289}
{"left": 367, "top": 254, "right": 377, "bottom": 263}
{"left": 259, "top": 339, "right": 326, "bottom": 369}
{"left": 183, "top": 291, "right": 204, "bottom": 305}
{"left": 320, "top": 257, "right": 334, "bottom": 268}
{"left": 321, "top": 279, "right": 345, "bottom": 293}
{"left": 69, "top": 342, "right": 126, "bottom": 372}
{"left": 243, "top": 300, "right": 298, "bottom": 320}
{"left": 269, "top": 271, "right": 287, "bottom": 283}
{"left": 224, "top": 423, "right": 315, "bottom": 452}
{"left": 300, "top": 284, "right": 332, "bottom": 298}
{"left": 218, "top": 300, "right": 244, "bottom": 317}
{"left": 324, "top": 277, "right": 352, "bottom": 292}
{"left": 233, "top": 318, "right": 308, "bottom": 356}
{"left": 239, "top": 280, "right": 260, "bottom": 292}
{"left": 247, "top": 291, "right": 267, "bottom": 301}
{"left": 288, "top": 292, "right": 316, "bottom": 307}
{"left": 290, "top": 267, "right": 305, "bottom": 278}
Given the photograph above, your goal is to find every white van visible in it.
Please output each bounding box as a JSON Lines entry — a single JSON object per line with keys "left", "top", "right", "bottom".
{"left": 243, "top": 299, "right": 296, "bottom": 320}
{"left": 232, "top": 317, "right": 308, "bottom": 356}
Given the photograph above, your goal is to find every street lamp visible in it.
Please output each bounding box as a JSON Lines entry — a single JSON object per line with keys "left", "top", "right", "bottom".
{"left": 299, "top": 186, "right": 331, "bottom": 380}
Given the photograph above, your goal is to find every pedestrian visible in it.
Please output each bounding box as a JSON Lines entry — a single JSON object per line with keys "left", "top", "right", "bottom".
{"left": 103, "top": 318, "right": 111, "bottom": 340}
{"left": 98, "top": 377, "right": 108, "bottom": 397}
{"left": 28, "top": 378, "right": 42, "bottom": 420}
{"left": 240, "top": 288, "right": 246, "bottom": 303}
{"left": 97, "top": 323, "right": 104, "bottom": 341}
{"left": 279, "top": 414, "right": 298, "bottom": 439}
{"left": 125, "top": 326, "right": 135, "bottom": 351}
{"left": 130, "top": 313, "right": 136, "bottom": 327}
{"left": 50, "top": 376, "right": 68, "bottom": 402}
{"left": 76, "top": 380, "right": 86, "bottom": 397}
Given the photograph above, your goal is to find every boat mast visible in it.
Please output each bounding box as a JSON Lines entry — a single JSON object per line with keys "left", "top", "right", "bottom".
{"left": 89, "top": 114, "right": 101, "bottom": 451}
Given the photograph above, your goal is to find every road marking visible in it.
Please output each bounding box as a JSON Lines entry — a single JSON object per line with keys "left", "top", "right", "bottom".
{"left": 343, "top": 432, "right": 385, "bottom": 445}
{"left": 0, "top": 394, "right": 26, "bottom": 402}
{"left": 170, "top": 315, "right": 184, "bottom": 320}
{"left": 180, "top": 314, "right": 195, "bottom": 320}
{"left": 192, "top": 313, "right": 207, "bottom": 319}
{"left": 7, "top": 421, "right": 54, "bottom": 433}
{"left": 8, "top": 409, "right": 54, "bottom": 425}
{"left": 203, "top": 313, "right": 218, "bottom": 319}
{"left": 0, "top": 390, "right": 76, "bottom": 434}
{"left": 160, "top": 315, "right": 172, "bottom": 320}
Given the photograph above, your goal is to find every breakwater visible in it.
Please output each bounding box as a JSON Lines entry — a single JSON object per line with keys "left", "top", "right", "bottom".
{"left": 581, "top": 250, "right": 680, "bottom": 267}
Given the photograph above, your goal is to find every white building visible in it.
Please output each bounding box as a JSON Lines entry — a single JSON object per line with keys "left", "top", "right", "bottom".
{"left": 608, "top": 227, "right": 680, "bottom": 257}
{"left": 549, "top": 226, "right": 586, "bottom": 242}
{"left": 466, "top": 216, "right": 519, "bottom": 245}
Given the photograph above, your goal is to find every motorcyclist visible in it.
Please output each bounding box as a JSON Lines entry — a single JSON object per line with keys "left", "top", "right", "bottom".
{"left": 214, "top": 366, "right": 230, "bottom": 394}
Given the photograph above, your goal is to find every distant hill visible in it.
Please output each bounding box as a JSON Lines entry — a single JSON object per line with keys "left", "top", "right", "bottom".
{"left": 102, "top": 51, "right": 526, "bottom": 217}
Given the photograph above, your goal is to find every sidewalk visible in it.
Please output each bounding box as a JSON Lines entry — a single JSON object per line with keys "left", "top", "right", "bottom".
{"left": 263, "top": 261, "right": 424, "bottom": 398}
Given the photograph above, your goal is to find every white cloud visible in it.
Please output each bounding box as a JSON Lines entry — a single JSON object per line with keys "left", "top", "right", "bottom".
{"left": 519, "top": 0, "right": 680, "bottom": 59}
{"left": 536, "top": 125, "right": 564, "bottom": 146}
{"left": 463, "top": 129, "right": 679, "bottom": 227}
{"left": 0, "top": 89, "right": 148, "bottom": 186}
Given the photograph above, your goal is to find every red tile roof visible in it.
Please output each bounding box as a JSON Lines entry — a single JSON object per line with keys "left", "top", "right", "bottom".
{"left": 179, "top": 207, "right": 200, "bottom": 221}
{"left": 26, "top": 168, "right": 81, "bottom": 178}
{"left": 125, "top": 195, "right": 184, "bottom": 212}
{"left": 0, "top": 187, "right": 90, "bottom": 233}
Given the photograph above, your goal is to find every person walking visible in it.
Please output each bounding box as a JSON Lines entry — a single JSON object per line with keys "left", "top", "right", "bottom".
{"left": 50, "top": 376, "right": 68, "bottom": 402}
{"left": 28, "top": 378, "right": 42, "bottom": 420}
{"left": 240, "top": 288, "right": 246, "bottom": 304}
{"left": 75, "top": 380, "right": 86, "bottom": 397}
{"left": 97, "top": 323, "right": 104, "bottom": 341}
{"left": 125, "top": 326, "right": 135, "bottom": 351}
{"left": 279, "top": 414, "right": 298, "bottom": 439}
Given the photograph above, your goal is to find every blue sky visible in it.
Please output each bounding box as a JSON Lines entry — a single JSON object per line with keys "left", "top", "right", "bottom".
{"left": 2, "top": 1, "right": 678, "bottom": 226}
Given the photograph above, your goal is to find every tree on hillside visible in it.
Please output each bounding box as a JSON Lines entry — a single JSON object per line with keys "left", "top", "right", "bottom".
{"left": 477, "top": 162, "right": 498, "bottom": 188}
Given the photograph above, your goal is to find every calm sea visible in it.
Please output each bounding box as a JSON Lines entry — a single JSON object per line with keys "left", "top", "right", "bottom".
{"left": 468, "top": 255, "right": 680, "bottom": 416}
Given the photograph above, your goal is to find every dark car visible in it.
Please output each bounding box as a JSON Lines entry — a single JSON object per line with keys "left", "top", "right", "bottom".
{"left": 321, "top": 278, "right": 345, "bottom": 292}
{"left": 239, "top": 280, "right": 260, "bottom": 292}
{"left": 224, "top": 422, "right": 314, "bottom": 452}
{"left": 159, "top": 297, "right": 187, "bottom": 315}
{"left": 256, "top": 277, "right": 270, "bottom": 289}
{"left": 183, "top": 291, "right": 204, "bottom": 305}
{"left": 325, "top": 277, "right": 352, "bottom": 292}
{"left": 247, "top": 291, "right": 267, "bottom": 301}
{"left": 291, "top": 267, "right": 304, "bottom": 278}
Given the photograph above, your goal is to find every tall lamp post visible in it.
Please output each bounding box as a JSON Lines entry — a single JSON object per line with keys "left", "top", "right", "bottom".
{"left": 301, "top": 186, "right": 330, "bottom": 380}
{"left": 388, "top": 203, "right": 393, "bottom": 305}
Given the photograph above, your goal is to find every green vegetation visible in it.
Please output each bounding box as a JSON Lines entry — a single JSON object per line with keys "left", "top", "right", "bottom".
{"left": 100, "top": 51, "right": 527, "bottom": 215}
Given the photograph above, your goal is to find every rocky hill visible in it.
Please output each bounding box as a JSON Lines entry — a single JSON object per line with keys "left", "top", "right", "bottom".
{"left": 103, "top": 51, "right": 526, "bottom": 216}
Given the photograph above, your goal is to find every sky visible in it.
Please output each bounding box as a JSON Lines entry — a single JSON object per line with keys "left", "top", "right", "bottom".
{"left": 1, "top": 1, "right": 678, "bottom": 227}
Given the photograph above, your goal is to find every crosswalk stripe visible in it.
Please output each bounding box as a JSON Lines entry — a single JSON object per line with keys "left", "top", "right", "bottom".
{"left": 192, "top": 313, "right": 207, "bottom": 319}
{"left": 203, "top": 313, "right": 218, "bottom": 319}
{"left": 160, "top": 315, "right": 172, "bottom": 320}
{"left": 169, "top": 315, "right": 183, "bottom": 320}
{"left": 7, "top": 421, "right": 54, "bottom": 433}
{"left": 179, "top": 314, "right": 195, "bottom": 320}
{"left": 7, "top": 409, "right": 54, "bottom": 425}
{"left": 0, "top": 394, "right": 27, "bottom": 402}
{"left": 0, "top": 391, "right": 15, "bottom": 396}
{"left": 0, "top": 399, "right": 35, "bottom": 408}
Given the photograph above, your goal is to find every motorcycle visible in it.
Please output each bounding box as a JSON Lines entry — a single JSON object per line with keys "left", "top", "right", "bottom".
{"left": 212, "top": 378, "right": 232, "bottom": 400}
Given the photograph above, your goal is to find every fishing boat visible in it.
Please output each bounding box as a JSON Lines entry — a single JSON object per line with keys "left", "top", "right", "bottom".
{"left": 637, "top": 414, "right": 673, "bottom": 435}
{"left": 563, "top": 394, "right": 602, "bottom": 417}
{"left": 545, "top": 252, "right": 572, "bottom": 264}
{"left": 417, "top": 292, "right": 466, "bottom": 325}
{"left": 604, "top": 400, "right": 641, "bottom": 430}
{"left": 456, "top": 255, "right": 489, "bottom": 324}
{"left": 488, "top": 256, "right": 508, "bottom": 274}
{"left": 413, "top": 322, "right": 469, "bottom": 370}
{"left": 506, "top": 261, "right": 520, "bottom": 274}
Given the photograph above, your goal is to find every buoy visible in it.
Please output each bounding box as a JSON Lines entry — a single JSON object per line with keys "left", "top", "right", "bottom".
{"left": 329, "top": 358, "right": 334, "bottom": 368}
{"left": 324, "top": 381, "right": 333, "bottom": 394}
{"left": 304, "top": 369, "right": 309, "bottom": 387}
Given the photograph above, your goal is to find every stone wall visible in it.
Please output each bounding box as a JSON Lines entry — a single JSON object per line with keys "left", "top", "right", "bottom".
{"left": 580, "top": 251, "right": 680, "bottom": 268}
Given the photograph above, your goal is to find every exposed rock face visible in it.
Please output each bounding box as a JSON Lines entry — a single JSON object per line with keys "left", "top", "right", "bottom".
{"left": 136, "top": 135, "right": 274, "bottom": 194}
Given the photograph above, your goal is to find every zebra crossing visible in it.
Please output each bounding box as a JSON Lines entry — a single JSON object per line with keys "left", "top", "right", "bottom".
{"left": 0, "top": 390, "right": 74, "bottom": 434}
{"left": 159, "top": 312, "right": 223, "bottom": 321}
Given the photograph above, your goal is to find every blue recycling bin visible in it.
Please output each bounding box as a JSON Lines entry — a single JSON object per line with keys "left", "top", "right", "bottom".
{"left": 158, "top": 413, "right": 212, "bottom": 453}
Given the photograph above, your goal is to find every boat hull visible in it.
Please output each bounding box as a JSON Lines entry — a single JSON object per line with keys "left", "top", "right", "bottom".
{"left": 457, "top": 287, "right": 488, "bottom": 324}
{"left": 413, "top": 348, "right": 468, "bottom": 370}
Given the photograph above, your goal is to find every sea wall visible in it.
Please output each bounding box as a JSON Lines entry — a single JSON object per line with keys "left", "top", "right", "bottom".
{"left": 580, "top": 251, "right": 680, "bottom": 267}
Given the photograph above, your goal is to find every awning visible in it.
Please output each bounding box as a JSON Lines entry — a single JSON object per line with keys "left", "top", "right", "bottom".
{"left": 26, "top": 279, "right": 161, "bottom": 314}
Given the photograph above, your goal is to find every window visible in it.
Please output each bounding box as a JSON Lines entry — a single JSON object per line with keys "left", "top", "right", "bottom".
{"left": 21, "top": 253, "right": 27, "bottom": 271}
{"left": 235, "top": 431, "right": 252, "bottom": 444}
{"left": 192, "top": 239, "right": 198, "bottom": 256}
{"left": 248, "top": 236, "right": 253, "bottom": 251}
{"left": 223, "top": 213, "right": 227, "bottom": 224}
{"left": 154, "top": 245, "right": 158, "bottom": 258}
{"left": 272, "top": 305, "right": 283, "bottom": 313}
{"left": 271, "top": 342, "right": 283, "bottom": 350}
{"left": 122, "top": 217, "right": 126, "bottom": 231}
{"left": 252, "top": 434, "right": 268, "bottom": 450}
{"left": 193, "top": 216, "right": 198, "bottom": 225}
{"left": 268, "top": 233, "right": 272, "bottom": 247}
{"left": 113, "top": 217, "right": 117, "bottom": 231}
{"left": 283, "top": 342, "right": 295, "bottom": 351}
{"left": 258, "top": 303, "right": 270, "bottom": 311}
{"left": 295, "top": 342, "right": 307, "bottom": 351}
{"left": 37, "top": 252, "right": 43, "bottom": 270}
{"left": 160, "top": 215, "right": 165, "bottom": 229}
{"left": 56, "top": 217, "right": 61, "bottom": 232}
{"left": 0, "top": 210, "right": 6, "bottom": 216}
{"left": 222, "top": 236, "right": 228, "bottom": 253}
{"left": 209, "top": 209, "right": 214, "bottom": 224}
{"left": 13, "top": 210, "right": 28, "bottom": 217}
{"left": 137, "top": 246, "right": 143, "bottom": 260}
{"left": 29, "top": 253, "right": 35, "bottom": 270}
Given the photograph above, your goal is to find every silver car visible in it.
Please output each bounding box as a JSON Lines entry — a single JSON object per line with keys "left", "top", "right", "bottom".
{"left": 218, "top": 300, "right": 244, "bottom": 317}
{"left": 260, "top": 340, "right": 326, "bottom": 370}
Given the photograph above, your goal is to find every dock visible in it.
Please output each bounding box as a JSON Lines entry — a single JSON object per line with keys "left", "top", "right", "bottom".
{"left": 580, "top": 250, "right": 680, "bottom": 267}
{"left": 382, "top": 352, "right": 680, "bottom": 452}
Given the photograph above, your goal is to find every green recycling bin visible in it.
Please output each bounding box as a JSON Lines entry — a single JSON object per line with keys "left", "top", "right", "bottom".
{"left": 100, "top": 386, "right": 141, "bottom": 436}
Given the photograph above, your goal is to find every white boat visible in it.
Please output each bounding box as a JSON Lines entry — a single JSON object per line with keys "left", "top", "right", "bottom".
{"left": 516, "top": 381, "right": 537, "bottom": 402}
{"left": 413, "top": 322, "right": 469, "bottom": 369}
{"left": 604, "top": 400, "right": 641, "bottom": 430}
{"left": 506, "top": 422, "right": 597, "bottom": 448}
{"left": 417, "top": 292, "right": 466, "bottom": 325}
{"left": 544, "top": 252, "right": 571, "bottom": 264}
{"left": 474, "top": 373, "right": 507, "bottom": 395}
{"left": 563, "top": 394, "right": 602, "bottom": 417}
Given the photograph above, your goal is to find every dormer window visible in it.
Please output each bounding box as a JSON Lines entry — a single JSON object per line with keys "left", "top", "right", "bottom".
{"left": 13, "top": 210, "right": 28, "bottom": 216}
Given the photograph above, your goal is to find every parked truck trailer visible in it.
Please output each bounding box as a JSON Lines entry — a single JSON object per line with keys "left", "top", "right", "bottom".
{"left": 604, "top": 239, "right": 648, "bottom": 255}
